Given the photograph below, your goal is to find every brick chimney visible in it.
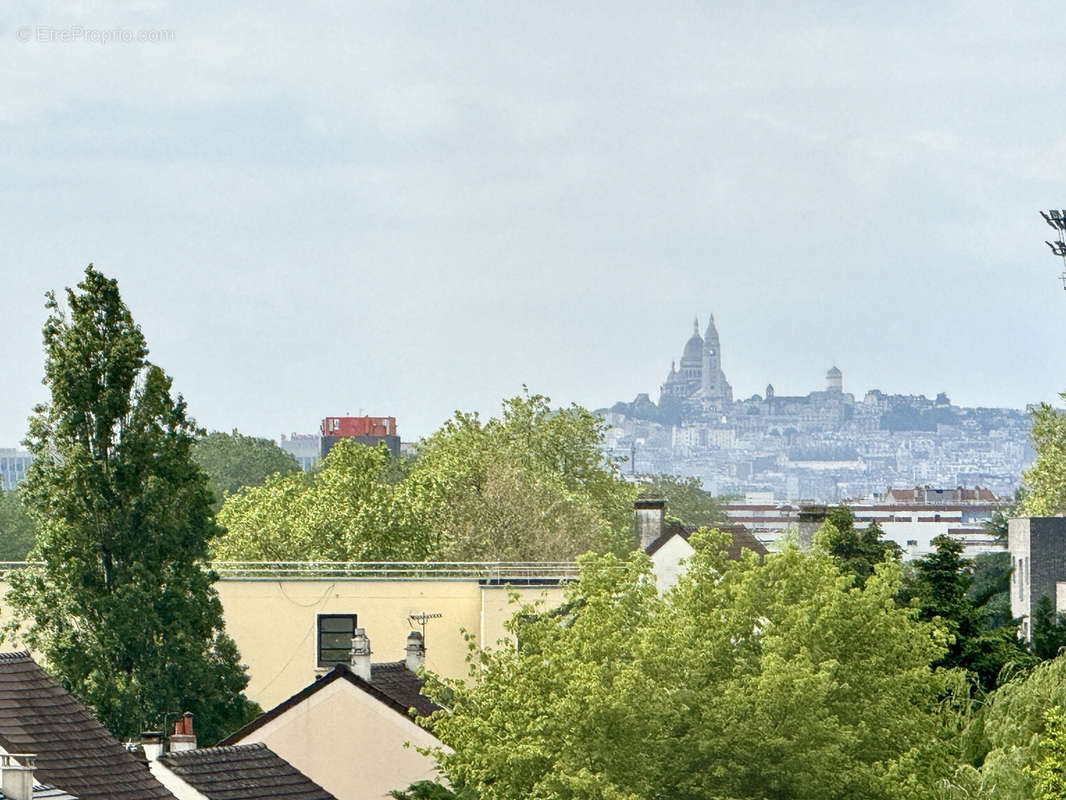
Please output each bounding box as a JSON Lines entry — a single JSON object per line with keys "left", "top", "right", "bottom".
{"left": 0, "top": 753, "right": 35, "bottom": 800}
{"left": 170, "top": 712, "right": 196, "bottom": 752}
{"left": 350, "top": 627, "right": 372, "bottom": 681}
{"left": 405, "top": 630, "right": 426, "bottom": 673}
{"left": 634, "top": 499, "right": 665, "bottom": 551}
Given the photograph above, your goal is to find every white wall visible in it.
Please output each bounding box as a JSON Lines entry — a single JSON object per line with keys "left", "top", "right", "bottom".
{"left": 232, "top": 675, "right": 442, "bottom": 800}
{"left": 650, "top": 535, "right": 694, "bottom": 592}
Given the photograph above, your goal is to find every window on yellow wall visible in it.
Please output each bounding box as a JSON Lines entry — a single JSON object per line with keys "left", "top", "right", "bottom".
{"left": 317, "top": 614, "right": 357, "bottom": 666}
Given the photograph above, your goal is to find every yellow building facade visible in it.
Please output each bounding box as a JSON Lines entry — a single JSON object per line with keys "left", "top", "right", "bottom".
{"left": 0, "top": 564, "right": 572, "bottom": 711}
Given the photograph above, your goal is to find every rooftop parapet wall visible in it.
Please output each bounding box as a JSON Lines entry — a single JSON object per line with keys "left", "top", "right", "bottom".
{"left": 0, "top": 561, "right": 581, "bottom": 581}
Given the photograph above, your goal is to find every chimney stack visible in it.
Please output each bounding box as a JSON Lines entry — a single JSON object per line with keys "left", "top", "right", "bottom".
{"left": 0, "top": 754, "right": 35, "bottom": 800}
{"left": 634, "top": 499, "right": 665, "bottom": 551}
{"left": 405, "top": 630, "right": 426, "bottom": 673}
{"left": 350, "top": 627, "right": 372, "bottom": 681}
{"left": 796, "top": 505, "right": 828, "bottom": 549}
{"left": 140, "top": 731, "right": 164, "bottom": 761}
{"left": 169, "top": 712, "right": 196, "bottom": 753}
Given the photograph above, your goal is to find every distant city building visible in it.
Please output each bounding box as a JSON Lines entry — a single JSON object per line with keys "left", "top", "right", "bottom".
{"left": 723, "top": 486, "right": 1004, "bottom": 559}
{"left": 320, "top": 416, "right": 400, "bottom": 458}
{"left": 879, "top": 486, "right": 997, "bottom": 504}
{"left": 602, "top": 314, "right": 1033, "bottom": 502}
{"left": 1008, "top": 517, "right": 1066, "bottom": 642}
{"left": 279, "top": 434, "right": 322, "bottom": 472}
{"left": 0, "top": 448, "right": 31, "bottom": 491}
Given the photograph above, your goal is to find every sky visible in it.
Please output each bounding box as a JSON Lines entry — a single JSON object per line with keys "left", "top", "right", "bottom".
{"left": 3, "top": 1, "right": 1066, "bottom": 447}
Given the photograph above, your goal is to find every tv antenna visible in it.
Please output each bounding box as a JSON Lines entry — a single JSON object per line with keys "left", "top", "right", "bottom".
{"left": 408, "top": 612, "right": 442, "bottom": 644}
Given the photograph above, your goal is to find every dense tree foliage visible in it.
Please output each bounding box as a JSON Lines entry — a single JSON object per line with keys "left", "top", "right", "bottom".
{"left": 816, "top": 506, "right": 901, "bottom": 588}
{"left": 942, "top": 656, "right": 1066, "bottom": 799}
{"left": 1030, "top": 706, "right": 1066, "bottom": 800}
{"left": 967, "top": 551, "right": 1012, "bottom": 630}
{"left": 192, "top": 430, "right": 300, "bottom": 511}
{"left": 635, "top": 473, "right": 724, "bottom": 528}
{"left": 1020, "top": 398, "right": 1066, "bottom": 516}
{"left": 1033, "top": 596, "right": 1066, "bottom": 661}
{"left": 6, "top": 266, "right": 257, "bottom": 744}
{"left": 422, "top": 536, "right": 963, "bottom": 800}
{"left": 0, "top": 491, "right": 35, "bottom": 560}
{"left": 409, "top": 394, "right": 634, "bottom": 559}
{"left": 215, "top": 439, "right": 433, "bottom": 561}
{"left": 901, "top": 535, "right": 1032, "bottom": 692}
{"left": 390, "top": 781, "right": 470, "bottom": 800}
{"left": 216, "top": 390, "right": 635, "bottom": 562}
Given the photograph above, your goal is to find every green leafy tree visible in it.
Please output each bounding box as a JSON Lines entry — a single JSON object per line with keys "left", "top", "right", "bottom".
{"left": 635, "top": 473, "right": 724, "bottom": 528}
{"left": 215, "top": 438, "right": 435, "bottom": 561}
{"left": 1020, "top": 399, "right": 1066, "bottom": 516}
{"left": 389, "top": 780, "right": 474, "bottom": 800}
{"left": 216, "top": 389, "right": 634, "bottom": 562}
{"left": 816, "top": 506, "right": 901, "bottom": 588}
{"left": 967, "top": 551, "right": 1013, "bottom": 630}
{"left": 902, "top": 535, "right": 1032, "bottom": 692}
{"left": 0, "top": 491, "right": 36, "bottom": 560}
{"left": 408, "top": 390, "right": 636, "bottom": 559}
{"left": 6, "top": 266, "right": 256, "bottom": 743}
{"left": 423, "top": 538, "right": 962, "bottom": 800}
{"left": 1030, "top": 706, "right": 1066, "bottom": 799}
{"left": 192, "top": 430, "right": 300, "bottom": 512}
{"left": 984, "top": 507, "right": 1010, "bottom": 544}
{"left": 1033, "top": 595, "right": 1066, "bottom": 661}
{"left": 951, "top": 656, "right": 1066, "bottom": 799}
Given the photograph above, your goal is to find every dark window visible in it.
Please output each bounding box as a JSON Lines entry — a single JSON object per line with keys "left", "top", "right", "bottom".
{"left": 317, "top": 614, "right": 356, "bottom": 667}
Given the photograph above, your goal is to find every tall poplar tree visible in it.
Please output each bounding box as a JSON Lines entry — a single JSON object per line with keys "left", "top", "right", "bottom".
{"left": 7, "top": 266, "right": 255, "bottom": 744}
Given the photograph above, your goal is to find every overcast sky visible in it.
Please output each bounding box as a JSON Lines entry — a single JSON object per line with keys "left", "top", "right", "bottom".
{"left": 2, "top": 1, "right": 1066, "bottom": 446}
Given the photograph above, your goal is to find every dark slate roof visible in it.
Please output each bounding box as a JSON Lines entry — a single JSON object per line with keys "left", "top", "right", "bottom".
{"left": 644, "top": 520, "right": 768, "bottom": 561}
{"left": 369, "top": 662, "right": 439, "bottom": 718}
{"left": 157, "top": 743, "right": 336, "bottom": 800}
{"left": 218, "top": 662, "right": 440, "bottom": 746}
{"left": 0, "top": 652, "right": 173, "bottom": 800}
{"left": 0, "top": 784, "right": 78, "bottom": 800}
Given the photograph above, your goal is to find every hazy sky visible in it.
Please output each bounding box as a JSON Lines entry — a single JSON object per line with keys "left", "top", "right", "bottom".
{"left": 3, "top": 1, "right": 1066, "bottom": 446}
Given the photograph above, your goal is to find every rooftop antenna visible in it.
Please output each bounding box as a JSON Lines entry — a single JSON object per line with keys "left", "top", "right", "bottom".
{"left": 1039, "top": 209, "right": 1066, "bottom": 290}
{"left": 408, "top": 612, "right": 442, "bottom": 646}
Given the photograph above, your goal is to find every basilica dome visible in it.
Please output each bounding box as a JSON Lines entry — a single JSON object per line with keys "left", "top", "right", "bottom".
{"left": 681, "top": 320, "right": 703, "bottom": 366}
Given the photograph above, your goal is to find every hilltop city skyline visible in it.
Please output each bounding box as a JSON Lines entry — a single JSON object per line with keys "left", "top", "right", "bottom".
{"left": 601, "top": 312, "right": 1032, "bottom": 502}
{"left": 1, "top": 302, "right": 1055, "bottom": 450}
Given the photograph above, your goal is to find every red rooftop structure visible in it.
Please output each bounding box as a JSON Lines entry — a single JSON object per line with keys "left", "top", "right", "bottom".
{"left": 320, "top": 417, "right": 397, "bottom": 438}
{"left": 320, "top": 416, "right": 400, "bottom": 458}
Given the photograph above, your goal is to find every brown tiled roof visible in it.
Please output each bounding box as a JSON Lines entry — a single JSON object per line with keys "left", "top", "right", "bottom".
{"left": 644, "top": 521, "right": 768, "bottom": 561}
{"left": 157, "top": 743, "right": 336, "bottom": 800}
{"left": 219, "top": 662, "right": 439, "bottom": 746}
{"left": 0, "top": 652, "right": 173, "bottom": 800}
